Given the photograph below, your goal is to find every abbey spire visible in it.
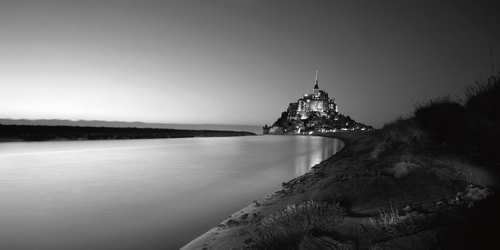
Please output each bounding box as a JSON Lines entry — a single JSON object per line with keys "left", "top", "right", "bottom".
{"left": 313, "top": 70, "right": 319, "bottom": 94}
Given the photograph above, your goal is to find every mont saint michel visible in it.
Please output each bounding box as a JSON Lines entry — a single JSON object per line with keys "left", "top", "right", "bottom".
{"left": 264, "top": 71, "right": 373, "bottom": 134}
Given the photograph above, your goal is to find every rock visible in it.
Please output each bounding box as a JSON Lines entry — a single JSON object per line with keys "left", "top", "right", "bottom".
{"left": 404, "top": 205, "right": 411, "bottom": 212}
{"left": 194, "top": 244, "right": 211, "bottom": 250}
{"left": 226, "top": 219, "right": 241, "bottom": 228}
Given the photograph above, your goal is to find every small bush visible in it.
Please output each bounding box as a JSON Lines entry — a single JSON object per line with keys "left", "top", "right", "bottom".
{"left": 373, "top": 117, "right": 430, "bottom": 159}
{"left": 251, "top": 200, "right": 346, "bottom": 250}
{"left": 381, "top": 117, "right": 429, "bottom": 146}
{"left": 463, "top": 184, "right": 492, "bottom": 202}
{"left": 370, "top": 202, "right": 437, "bottom": 241}
{"left": 391, "top": 162, "right": 420, "bottom": 179}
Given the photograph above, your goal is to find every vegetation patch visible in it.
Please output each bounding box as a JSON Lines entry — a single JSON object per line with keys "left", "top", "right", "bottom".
{"left": 370, "top": 202, "right": 438, "bottom": 241}
{"left": 462, "top": 184, "right": 492, "bottom": 202}
{"left": 250, "top": 200, "right": 346, "bottom": 250}
{"left": 378, "top": 72, "right": 500, "bottom": 168}
{"left": 390, "top": 160, "right": 420, "bottom": 179}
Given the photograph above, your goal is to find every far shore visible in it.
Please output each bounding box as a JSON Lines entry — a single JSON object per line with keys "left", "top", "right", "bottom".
{"left": 181, "top": 130, "right": 500, "bottom": 250}
{"left": 0, "top": 124, "right": 255, "bottom": 142}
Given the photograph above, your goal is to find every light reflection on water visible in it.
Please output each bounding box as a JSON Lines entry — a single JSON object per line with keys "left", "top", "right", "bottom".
{"left": 293, "top": 136, "right": 343, "bottom": 176}
{"left": 0, "top": 136, "right": 343, "bottom": 250}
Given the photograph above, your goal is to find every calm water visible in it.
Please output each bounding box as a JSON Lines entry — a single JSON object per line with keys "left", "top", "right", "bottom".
{"left": 0, "top": 135, "right": 343, "bottom": 250}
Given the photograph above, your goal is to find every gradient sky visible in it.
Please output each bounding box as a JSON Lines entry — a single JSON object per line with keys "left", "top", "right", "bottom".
{"left": 1, "top": 0, "right": 499, "bottom": 128}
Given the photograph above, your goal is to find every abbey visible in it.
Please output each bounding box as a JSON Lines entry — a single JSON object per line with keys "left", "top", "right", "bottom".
{"left": 264, "top": 71, "right": 372, "bottom": 134}
{"left": 291, "top": 71, "right": 338, "bottom": 120}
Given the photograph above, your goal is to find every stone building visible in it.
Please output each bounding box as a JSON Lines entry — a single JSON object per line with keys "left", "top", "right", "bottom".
{"left": 290, "top": 71, "right": 338, "bottom": 120}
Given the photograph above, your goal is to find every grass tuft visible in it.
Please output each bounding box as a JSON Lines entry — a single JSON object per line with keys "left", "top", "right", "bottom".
{"left": 370, "top": 202, "right": 437, "bottom": 241}
{"left": 250, "top": 200, "right": 346, "bottom": 250}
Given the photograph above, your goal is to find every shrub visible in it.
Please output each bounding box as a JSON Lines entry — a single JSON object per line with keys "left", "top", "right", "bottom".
{"left": 413, "top": 95, "right": 467, "bottom": 144}
{"left": 373, "top": 117, "right": 429, "bottom": 158}
{"left": 465, "top": 74, "right": 500, "bottom": 122}
{"left": 251, "top": 200, "right": 346, "bottom": 250}
{"left": 391, "top": 162, "right": 419, "bottom": 179}
{"left": 463, "top": 74, "right": 500, "bottom": 166}
{"left": 382, "top": 117, "right": 428, "bottom": 144}
{"left": 463, "top": 184, "right": 492, "bottom": 202}
{"left": 370, "top": 202, "right": 437, "bottom": 241}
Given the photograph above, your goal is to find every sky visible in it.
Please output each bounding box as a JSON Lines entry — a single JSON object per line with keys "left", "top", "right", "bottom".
{"left": 1, "top": 0, "right": 499, "bottom": 128}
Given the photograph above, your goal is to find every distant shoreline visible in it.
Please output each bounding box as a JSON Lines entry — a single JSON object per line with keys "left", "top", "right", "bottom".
{"left": 0, "top": 124, "right": 256, "bottom": 142}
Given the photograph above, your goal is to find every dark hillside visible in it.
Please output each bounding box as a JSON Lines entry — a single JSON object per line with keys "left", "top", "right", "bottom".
{"left": 381, "top": 72, "right": 500, "bottom": 168}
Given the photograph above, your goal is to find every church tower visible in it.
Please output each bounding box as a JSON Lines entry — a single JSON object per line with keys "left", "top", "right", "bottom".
{"left": 313, "top": 70, "right": 319, "bottom": 95}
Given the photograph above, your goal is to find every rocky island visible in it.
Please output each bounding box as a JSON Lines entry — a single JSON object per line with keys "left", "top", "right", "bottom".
{"left": 264, "top": 71, "right": 372, "bottom": 134}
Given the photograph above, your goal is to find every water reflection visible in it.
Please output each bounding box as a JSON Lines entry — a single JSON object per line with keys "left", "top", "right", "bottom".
{"left": 294, "top": 136, "right": 345, "bottom": 176}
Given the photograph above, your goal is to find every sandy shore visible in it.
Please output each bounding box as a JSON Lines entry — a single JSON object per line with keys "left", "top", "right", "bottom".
{"left": 181, "top": 130, "right": 500, "bottom": 250}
